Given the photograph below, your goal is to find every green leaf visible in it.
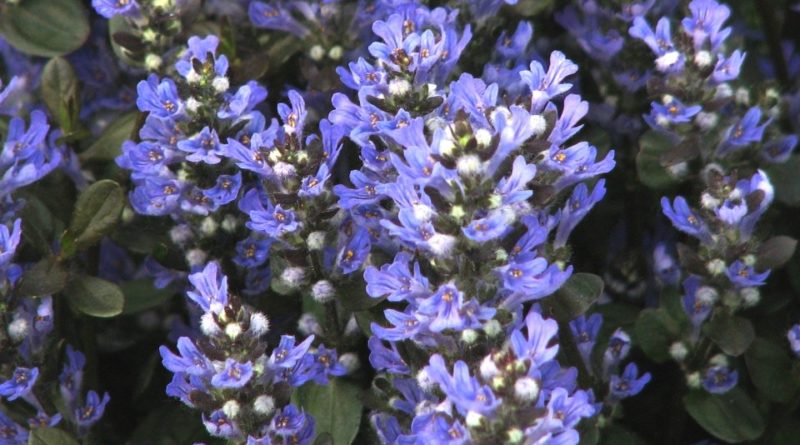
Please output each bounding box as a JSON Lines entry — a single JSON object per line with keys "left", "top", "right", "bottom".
{"left": 338, "top": 278, "right": 385, "bottom": 311}
{"left": 294, "top": 379, "right": 363, "bottom": 445}
{"left": 745, "top": 337, "right": 800, "bottom": 403}
{"left": 766, "top": 155, "right": 800, "bottom": 207}
{"left": 28, "top": 427, "right": 80, "bottom": 445}
{"left": 703, "top": 313, "right": 754, "bottom": 356}
{"left": 633, "top": 308, "right": 680, "bottom": 363}
{"left": 63, "top": 180, "right": 125, "bottom": 255}
{"left": 684, "top": 388, "right": 765, "bottom": 443}
{"left": 756, "top": 236, "right": 797, "bottom": 270}
{"left": 0, "top": 0, "right": 89, "bottom": 57}
{"left": 16, "top": 256, "right": 68, "bottom": 297}
{"left": 108, "top": 16, "right": 144, "bottom": 66}
{"left": 129, "top": 403, "right": 217, "bottom": 445}
{"left": 600, "top": 425, "right": 648, "bottom": 445}
{"left": 20, "top": 196, "right": 57, "bottom": 254}
{"left": 121, "top": 279, "right": 175, "bottom": 314}
{"left": 66, "top": 275, "right": 125, "bottom": 318}
{"left": 541, "top": 273, "right": 603, "bottom": 322}
{"left": 636, "top": 130, "right": 681, "bottom": 189}
{"left": 80, "top": 112, "right": 139, "bottom": 162}
{"left": 41, "top": 57, "right": 79, "bottom": 132}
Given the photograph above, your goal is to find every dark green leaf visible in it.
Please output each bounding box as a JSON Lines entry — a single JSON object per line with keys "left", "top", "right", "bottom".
{"left": 66, "top": 275, "right": 125, "bottom": 318}
{"left": 64, "top": 180, "right": 125, "bottom": 254}
{"left": 703, "top": 313, "right": 754, "bottom": 356}
{"left": 80, "top": 112, "right": 139, "bottom": 162}
{"left": 600, "top": 425, "right": 648, "bottom": 445}
{"left": 0, "top": 0, "right": 89, "bottom": 57}
{"left": 41, "top": 57, "right": 79, "bottom": 132}
{"left": 108, "top": 16, "right": 144, "bottom": 65}
{"left": 745, "top": 337, "right": 799, "bottom": 403}
{"left": 633, "top": 308, "right": 680, "bottom": 363}
{"left": 294, "top": 379, "right": 363, "bottom": 445}
{"left": 636, "top": 131, "right": 681, "bottom": 189}
{"left": 20, "top": 196, "right": 57, "bottom": 254}
{"left": 756, "top": 236, "right": 797, "bottom": 271}
{"left": 128, "top": 403, "right": 216, "bottom": 445}
{"left": 338, "top": 278, "right": 385, "bottom": 311}
{"left": 16, "top": 256, "right": 68, "bottom": 297}
{"left": 541, "top": 273, "right": 603, "bottom": 321}
{"left": 766, "top": 155, "right": 800, "bottom": 207}
{"left": 28, "top": 428, "right": 80, "bottom": 445}
{"left": 684, "top": 388, "right": 765, "bottom": 443}
{"left": 121, "top": 279, "right": 175, "bottom": 314}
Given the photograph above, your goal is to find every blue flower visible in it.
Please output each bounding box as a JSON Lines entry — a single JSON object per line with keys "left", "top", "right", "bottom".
{"left": 240, "top": 189, "right": 300, "bottom": 238}
{"left": 629, "top": 16, "right": 675, "bottom": 56}
{"left": 555, "top": 180, "right": 606, "bottom": 247}
{"left": 91, "top": 0, "right": 139, "bottom": 18}
{"left": 0, "top": 410, "right": 28, "bottom": 443}
{"left": 425, "top": 354, "right": 500, "bottom": 415}
{"left": 186, "top": 262, "right": 228, "bottom": 313}
{"left": 0, "top": 367, "right": 38, "bottom": 401}
{"left": 368, "top": 337, "right": 409, "bottom": 375}
{"left": 712, "top": 50, "right": 745, "bottom": 83}
{"left": 249, "top": 2, "right": 309, "bottom": 37}
{"left": 59, "top": 345, "right": 86, "bottom": 406}
{"left": 609, "top": 363, "right": 651, "bottom": 400}
{"left": 787, "top": 324, "right": 800, "bottom": 357}
{"left": 661, "top": 197, "right": 710, "bottom": 242}
{"left": 268, "top": 335, "right": 314, "bottom": 370}
{"left": 702, "top": 366, "right": 737, "bottom": 394}
{"left": 269, "top": 405, "right": 313, "bottom": 439}
{"left": 644, "top": 98, "right": 703, "bottom": 129}
{"left": 682, "top": 276, "right": 713, "bottom": 327}
{"left": 520, "top": 51, "right": 578, "bottom": 112}
{"left": 75, "top": 391, "right": 110, "bottom": 428}
{"left": 371, "top": 309, "right": 427, "bottom": 342}
{"left": 178, "top": 127, "right": 224, "bottom": 165}
{"left": 463, "top": 208, "right": 515, "bottom": 243}
{"left": 0, "top": 218, "right": 21, "bottom": 271}
{"left": 218, "top": 82, "right": 267, "bottom": 119}
{"left": 509, "top": 310, "right": 560, "bottom": 366}
{"left": 159, "top": 337, "right": 213, "bottom": 376}
{"left": 417, "top": 283, "right": 472, "bottom": 333}
{"left": 365, "top": 253, "right": 430, "bottom": 303}
{"left": 762, "top": 135, "right": 798, "bottom": 163}
{"left": 203, "top": 409, "right": 241, "bottom": 439}
{"left": 718, "top": 107, "right": 770, "bottom": 154}
{"left": 497, "top": 257, "right": 572, "bottom": 305}
{"left": 571, "top": 314, "right": 603, "bottom": 370}
{"left": 211, "top": 359, "right": 254, "bottom": 389}
{"left": 278, "top": 90, "right": 308, "bottom": 140}
{"left": 202, "top": 173, "right": 242, "bottom": 208}
{"left": 135, "top": 74, "right": 182, "bottom": 118}
{"left": 1, "top": 110, "right": 49, "bottom": 167}
{"left": 176, "top": 35, "right": 229, "bottom": 79}
{"left": 129, "top": 177, "right": 182, "bottom": 216}
{"left": 234, "top": 237, "right": 271, "bottom": 268}
{"left": 726, "top": 261, "right": 770, "bottom": 288}
{"left": 682, "top": 0, "right": 732, "bottom": 50}
{"left": 337, "top": 228, "right": 371, "bottom": 275}
{"left": 603, "top": 329, "right": 632, "bottom": 371}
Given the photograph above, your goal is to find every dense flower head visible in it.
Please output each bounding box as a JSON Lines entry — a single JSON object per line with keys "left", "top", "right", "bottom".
{"left": 160, "top": 262, "right": 342, "bottom": 442}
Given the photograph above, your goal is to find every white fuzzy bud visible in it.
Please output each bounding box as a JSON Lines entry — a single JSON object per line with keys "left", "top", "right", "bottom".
{"left": 465, "top": 411, "right": 484, "bottom": 428}
{"left": 667, "top": 161, "right": 689, "bottom": 178}
{"left": 344, "top": 316, "right": 360, "bottom": 336}
{"left": 735, "top": 87, "right": 750, "bottom": 106}
{"left": 200, "top": 313, "right": 221, "bottom": 336}
{"left": 706, "top": 259, "right": 726, "bottom": 276}
{"left": 141, "top": 28, "right": 158, "bottom": 44}
{"left": 186, "top": 97, "right": 201, "bottom": 113}
{"left": 249, "top": 313, "right": 270, "bottom": 336}
{"left": 253, "top": 395, "right": 275, "bottom": 416}
{"left": 122, "top": 207, "right": 135, "bottom": 224}
{"left": 273, "top": 161, "right": 296, "bottom": 179}
{"left": 212, "top": 77, "right": 229, "bottom": 93}
{"left": 145, "top": 54, "right": 163, "bottom": 71}
{"left": 388, "top": 79, "right": 411, "bottom": 96}
{"left": 655, "top": 114, "right": 671, "bottom": 127}
{"left": 312, "top": 280, "right": 336, "bottom": 303}
{"left": 461, "top": 329, "right": 478, "bottom": 344}
{"left": 449, "top": 205, "right": 465, "bottom": 221}
{"left": 185, "top": 249, "right": 207, "bottom": 267}
{"left": 529, "top": 114, "right": 547, "bottom": 136}
{"left": 427, "top": 234, "right": 456, "bottom": 257}
{"left": 297, "top": 313, "right": 321, "bottom": 336}
{"left": 221, "top": 215, "right": 238, "bottom": 233}
{"left": 152, "top": 0, "right": 172, "bottom": 9}
{"left": 7, "top": 318, "right": 29, "bottom": 342}
{"left": 339, "top": 353, "right": 360, "bottom": 374}
{"left": 457, "top": 154, "right": 483, "bottom": 177}
{"left": 412, "top": 204, "right": 434, "bottom": 222}
{"left": 416, "top": 368, "right": 435, "bottom": 392}
{"left": 281, "top": 267, "right": 306, "bottom": 288}
{"left": 200, "top": 217, "right": 218, "bottom": 237}
{"left": 309, "top": 45, "right": 325, "bottom": 61}
{"left": 741, "top": 287, "right": 760, "bottom": 307}
{"left": 655, "top": 51, "right": 681, "bottom": 72}
{"left": 475, "top": 128, "right": 493, "bottom": 147}
{"left": 507, "top": 428, "right": 524, "bottom": 444}
{"left": 185, "top": 69, "right": 201, "bottom": 84}
{"left": 695, "top": 112, "right": 719, "bottom": 131}
{"left": 479, "top": 355, "right": 500, "bottom": 380}
{"left": 222, "top": 400, "right": 240, "bottom": 419}
{"left": 268, "top": 149, "right": 282, "bottom": 163}
{"left": 742, "top": 254, "right": 756, "bottom": 266}
{"left": 696, "top": 286, "right": 719, "bottom": 305}
{"left": 514, "top": 377, "right": 540, "bottom": 402}
{"left": 687, "top": 372, "right": 701, "bottom": 388}
{"left": 483, "top": 319, "right": 502, "bottom": 338}
{"left": 701, "top": 192, "right": 721, "bottom": 210}
{"left": 437, "top": 135, "right": 456, "bottom": 157}
{"left": 670, "top": 342, "right": 689, "bottom": 361}
{"left": 170, "top": 224, "right": 193, "bottom": 245}
{"left": 328, "top": 45, "right": 343, "bottom": 61}
{"left": 710, "top": 353, "right": 728, "bottom": 367}
{"left": 693, "top": 50, "right": 713, "bottom": 68}
{"left": 715, "top": 83, "right": 733, "bottom": 99}
{"left": 225, "top": 322, "right": 242, "bottom": 340}
{"left": 307, "top": 231, "right": 327, "bottom": 251}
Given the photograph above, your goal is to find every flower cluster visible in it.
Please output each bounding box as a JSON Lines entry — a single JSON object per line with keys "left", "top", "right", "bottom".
{"left": 160, "top": 262, "right": 345, "bottom": 443}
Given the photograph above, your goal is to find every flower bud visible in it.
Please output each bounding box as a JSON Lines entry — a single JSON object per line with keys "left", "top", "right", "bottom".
{"left": 416, "top": 368, "right": 435, "bottom": 392}
{"left": 700, "top": 192, "right": 721, "bottom": 210}
{"left": 506, "top": 428, "right": 524, "bottom": 444}
{"left": 735, "top": 87, "right": 750, "bottom": 106}
{"left": 339, "top": 353, "right": 360, "bottom": 374}
{"left": 465, "top": 411, "right": 483, "bottom": 428}
{"left": 145, "top": 54, "right": 163, "bottom": 71}
{"left": 513, "top": 377, "right": 540, "bottom": 402}
{"left": 200, "top": 313, "right": 221, "bottom": 336}
{"left": 7, "top": 318, "right": 29, "bottom": 342}
{"left": 249, "top": 313, "right": 270, "bottom": 336}
{"left": 655, "top": 51, "right": 681, "bottom": 72}
{"left": 388, "top": 79, "right": 411, "bottom": 96}
{"left": 200, "top": 217, "right": 218, "bottom": 237}
{"left": 281, "top": 267, "right": 306, "bottom": 288}
{"left": 483, "top": 319, "right": 502, "bottom": 338}
{"left": 693, "top": 50, "right": 713, "bottom": 68}
{"left": 307, "top": 231, "right": 327, "bottom": 251}
{"left": 741, "top": 287, "right": 760, "bottom": 307}
{"left": 309, "top": 45, "right": 325, "bottom": 61}
{"left": 695, "top": 112, "right": 719, "bottom": 131}
{"left": 456, "top": 154, "right": 483, "bottom": 177}
{"left": 475, "top": 128, "right": 493, "bottom": 147}
{"left": 687, "top": 372, "right": 701, "bottom": 388}
{"left": 328, "top": 45, "right": 343, "bottom": 60}
{"left": 170, "top": 224, "right": 193, "bottom": 245}
{"left": 479, "top": 355, "right": 500, "bottom": 380}
{"left": 696, "top": 286, "right": 719, "bottom": 305}
{"left": 297, "top": 313, "right": 321, "bottom": 336}
{"left": 706, "top": 259, "right": 726, "bottom": 276}
{"left": 253, "top": 395, "right": 275, "bottom": 416}
{"left": 669, "top": 342, "right": 688, "bottom": 362}
{"left": 312, "top": 280, "right": 336, "bottom": 303}
{"left": 222, "top": 400, "right": 240, "bottom": 419}
{"left": 529, "top": 114, "right": 547, "bottom": 136}
{"left": 225, "top": 322, "right": 242, "bottom": 340}
{"left": 461, "top": 329, "right": 478, "bottom": 344}
{"left": 185, "top": 249, "right": 207, "bottom": 267}
{"left": 220, "top": 215, "right": 238, "bottom": 233}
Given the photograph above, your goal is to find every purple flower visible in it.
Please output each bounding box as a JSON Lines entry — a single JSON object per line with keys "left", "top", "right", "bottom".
{"left": 74, "top": 391, "right": 110, "bottom": 428}
{"left": 240, "top": 189, "right": 300, "bottom": 238}
{"left": 178, "top": 127, "right": 224, "bottom": 165}
{"left": 725, "top": 261, "right": 770, "bottom": 288}
{"left": 682, "top": 0, "right": 732, "bottom": 50}
{"left": 176, "top": 35, "right": 229, "bottom": 78}
{"left": 135, "top": 74, "right": 182, "bottom": 118}
{"left": 509, "top": 310, "right": 560, "bottom": 366}
{"left": 0, "top": 218, "right": 22, "bottom": 270}
{"left": 364, "top": 252, "right": 430, "bottom": 302}
{"left": 0, "top": 411, "right": 28, "bottom": 443}
{"left": 702, "top": 366, "right": 738, "bottom": 394}
{"left": 555, "top": 180, "right": 607, "bottom": 247}
{"left": 269, "top": 335, "right": 314, "bottom": 370}
{"left": 186, "top": 262, "right": 229, "bottom": 313}
{"left": 570, "top": 314, "right": 603, "bottom": 368}
{"left": 644, "top": 98, "right": 703, "bottom": 129}
{"left": 59, "top": 345, "right": 86, "bottom": 406}
{"left": 787, "top": 324, "right": 800, "bottom": 357}
{"left": 249, "top": 2, "right": 309, "bottom": 37}
{"left": 234, "top": 237, "right": 271, "bottom": 268}
{"left": 425, "top": 354, "right": 500, "bottom": 415}
{"left": 661, "top": 197, "right": 710, "bottom": 242}
{"left": 371, "top": 309, "right": 427, "bottom": 342}
{"left": 211, "top": 359, "right": 254, "bottom": 389}
{"left": 629, "top": 16, "right": 675, "bottom": 56}
{"left": 417, "top": 284, "right": 472, "bottom": 333}
{"left": 368, "top": 337, "right": 409, "bottom": 375}
{"left": 520, "top": 51, "right": 578, "bottom": 112}
{"left": 719, "top": 107, "right": 770, "bottom": 153}
{"left": 1, "top": 110, "right": 49, "bottom": 167}
{"left": 337, "top": 228, "right": 371, "bottom": 275}
{"left": 762, "top": 135, "right": 798, "bottom": 163}
{"left": 91, "top": 0, "right": 139, "bottom": 18}
{"left": 603, "top": 329, "right": 632, "bottom": 371}
{"left": 682, "top": 276, "right": 713, "bottom": 326}
{"left": 203, "top": 409, "right": 241, "bottom": 439}
{"left": 0, "top": 367, "right": 38, "bottom": 401}
{"left": 129, "top": 177, "right": 182, "bottom": 216}
{"left": 712, "top": 50, "right": 745, "bottom": 83}
{"left": 159, "top": 337, "right": 213, "bottom": 376}
{"left": 609, "top": 363, "right": 651, "bottom": 400}
{"left": 497, "top": 257, "right": 572, "bottom": 306}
